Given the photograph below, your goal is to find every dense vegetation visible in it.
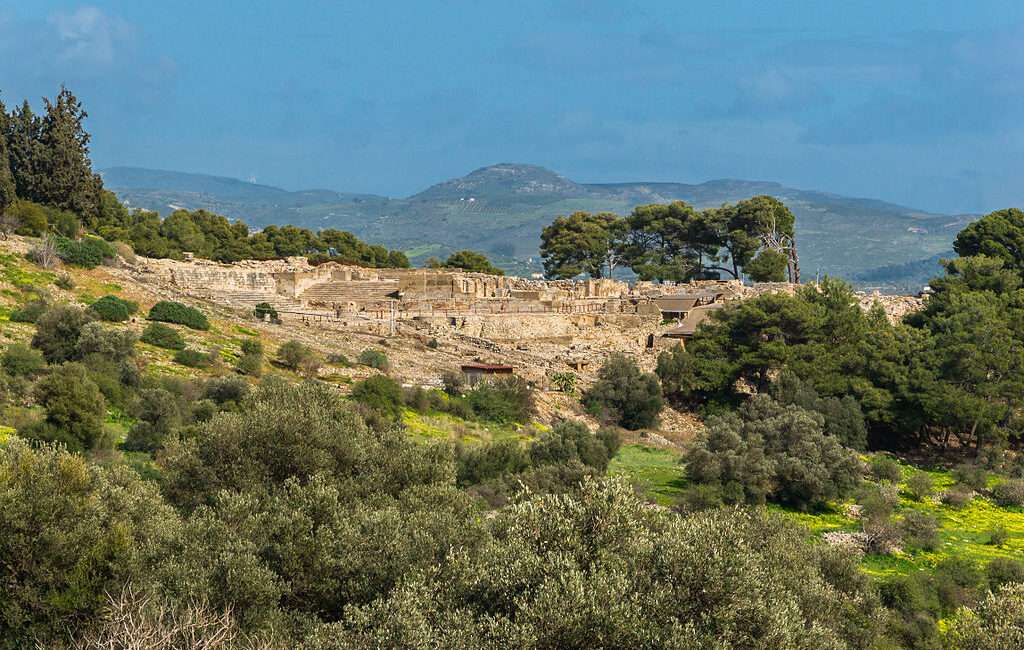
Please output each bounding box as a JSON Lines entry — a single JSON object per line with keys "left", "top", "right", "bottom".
{"left": 540, "top": 196, "right": 799, "bottom": 282}
{"left": 0, "top": 87, "right": 409, "bottom": 269}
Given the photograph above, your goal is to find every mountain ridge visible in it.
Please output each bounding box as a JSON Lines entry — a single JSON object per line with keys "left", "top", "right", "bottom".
{"left": 102, "top": 163, "right": 974, "bottom": 291}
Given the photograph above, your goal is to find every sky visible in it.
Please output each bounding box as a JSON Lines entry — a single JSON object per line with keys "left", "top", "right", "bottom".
{"left": 1, "top": 1, "right": 1022, "bottom": 214}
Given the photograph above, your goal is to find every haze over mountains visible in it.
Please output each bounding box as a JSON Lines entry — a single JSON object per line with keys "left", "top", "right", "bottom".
{"left": 101, "top": 163, "right": 972, "bottom": 291}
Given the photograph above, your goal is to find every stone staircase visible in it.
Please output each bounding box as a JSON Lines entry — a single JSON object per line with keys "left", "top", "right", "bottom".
{"left": 203, "top": 290, "right": 305, "bottom": 312}
{"left": 299, "top": 280, "right": 400, "bottom": 305}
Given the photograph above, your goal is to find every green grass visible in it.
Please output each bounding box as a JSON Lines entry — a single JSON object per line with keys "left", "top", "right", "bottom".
{"left": 608, "top": 444, "right": 685, "bottom": 506}
{"left": 402, "top": 409, "right": 542, "bottom": 444}
{"left": 0, "top": 253, "right": 56, "bottom": 288}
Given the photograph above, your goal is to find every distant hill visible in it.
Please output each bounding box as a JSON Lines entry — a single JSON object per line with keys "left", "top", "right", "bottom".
{"left": 102, "top": 163, "right": 975, "bottom": 291}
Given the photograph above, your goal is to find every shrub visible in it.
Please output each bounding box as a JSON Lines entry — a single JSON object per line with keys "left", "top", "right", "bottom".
{"left": 234, "top": 352, "right": 262, "bottom": 377}
{"left": 253, "top": 302, "right": 278, "bottom": 321}
{"left": 54, "top": 236, "right": 115, "bottom": 268}
{"left": 76, "top": 322, "right": 137, "bottom": 363}
{"left": 276, "top": 340, "right": 320, "bottom": 376}
{"left": 351, "top": 375, "right": 405, "bottom": 422}
{"left": 900, "top": 511, "right": 940, "bottom": 551}
{"left": 174, "top": 348, "right": 213, "bottom": 368}
{"left": 953, "top": 463, "right": 988, "bottom": 491}
{"left": 240, "top": 338, "right": 263, "bottom": 356}
{"left": 870, "top": 455, "right": 903, "bottom": 483}
{"left": 9, "top": 299, "right": 49, "bottom": 323}
{"left": 31, "top": 304, "right": 94, "bottom": 363}
{"left": 987, "top": 525, "right": 1009, "bottom": 547}
{"left": 684, "top": 395, "right": 861, "bottom": 511}
{"left": 140, "top": 322, "right": 185, "bottom": 350}
{"left": 582, "top": 353, "right": 662, "bottom": 430}
{"left": 456, "top": 438, "right": 529, "bottom": 486}
{"left": 550, "top": 371, "right": 577, "bottom": 394}
{"left": 22, "top": 362, "right": 106, "bottom": 451}
{"left": 529, "top": 420, "right": 621, "bottom": 473}
{"left": 992, "top": 479, "right": 1024, "bottom": 507}
{"left": 358, "top": 348, "right": 390, "bottom": 370}
{"left": 426, "top": 337, "right": 439, "bottom": 349}
{"left": 442, "top": 369, "right": 464, "bottom": 396}
{"left": 148, "top": 300, "right": 210, "bottom": 331}
{"left": 986, "top": 557, "right": 1024, "bottom": 590}
{"left": 87, "top": 295, "right": 138, "bottom": 322}
{"left": 942, "top": 485, "right": 975, "bottom": 509}
{"left": 906, "top": 471, "right": 935, "bottom": 501}
{"left": 54, "top": 274, "right": 74, "bottom": 290}
{"left": 466, "top": 375, "right": 535, "bottom": 423}
{"left": 203, "top": 376, "right": 250, "bottom": 405}
{"left": 327, "top": 351, "right": 350, "bottom": 366}
{"left": 1, "top": 343, "right": 45, "bottom": 377}
{"left": 944, "top": 583, "right": 1024, "bottom": 649}
{"left": 112, "top": 241, "right": 136, "bottom": 264}
{"left": 26, "top": 236, "right": 58, "bottom": 268}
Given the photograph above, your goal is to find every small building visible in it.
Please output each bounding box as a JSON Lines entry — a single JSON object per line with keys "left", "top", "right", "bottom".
{"left": 461, "top": 362, "right": 514, "bottom": 386}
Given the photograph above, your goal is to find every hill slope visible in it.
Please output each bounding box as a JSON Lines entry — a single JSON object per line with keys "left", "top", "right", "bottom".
{"left": 103, "top": 164, "right": 974, "bottom": 291}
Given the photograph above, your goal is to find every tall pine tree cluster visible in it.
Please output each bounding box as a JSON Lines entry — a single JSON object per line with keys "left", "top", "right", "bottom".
{"left": 0, "top": 87, "right": 103, "bottom": 226}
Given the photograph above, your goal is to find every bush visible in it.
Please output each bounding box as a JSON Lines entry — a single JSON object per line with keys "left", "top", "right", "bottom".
{"left": 466, "top": 375, "right": 535, "bottom": 423}
{"left": 942, "top": 485, "right": 975, "bottom": 509}
{"left": 987, "top": 525, "right": 1009, "bottom": 547}
{"left": 550, "top": 371, "right": 577, "bottom": 394}
{"left": 986, "top": 557, "right": 1024, "bottom": 590}
{"left": 441, "top": 369, "right": 464, "bottom": 396}
{"left": 203, "top": 376, "right": 250, "bottom": 405}
{"left": 276, "top": 340, "right": 320, "bottom": 376}
{"left": 140, "top": 322, "right": 186, "bottom": 350}
{"left": 900, "top": 511, "right": 940, "bottom": 551}
{"left": 31, "top": 304, "right": 94, "bottom": 363}
{"left": 54, "top": 274, "right": 74, "bottom": 290}
{"left": 944, "top": 583, "right": 1024, "bottom": 649}
{"left": 9, "top": 299, "right": 49, "bottom": 323}
{"left": 22, "top": 362, "right": 106, "bottom": 451}
{"left": 76, "top": 322, "right": 137, "bottom": 363}
{"left": 358, "top": 348, "right": 390, "bottom": 370}
{"left": 582, "top": 353, "right": 662, "bottom": 430}
{"left": 350, "top": 375, "right": 404, "bottom": 422}
{"left": 953, "top": 464, "right": 988, "bottom": 491}
{"left": 174, "top": 348, "right": 213, "bottom": 368}
{"left": 906, "top": 471, "right": 935, "bottom": 501}
{"left": 992, "top": 479, "right": 1024, "bottom": 507}
{"left": 26, "top": 236, "right": 58, "bottom": 268}
{"left": 240, "top": 339, "right": 263, "bottom": 356}
{"left": 87, "top": 295, "right": 138, "bottom": 322}
{"left": 253, "top": 302, "right": 278, "bottom": 321}
{"left": 147, "top": 300, "right": 210, "bottom": 331}
{"left": 54, "top": 235, "right": 115, "bottom": 268}
{"left": 327, "top": 351, "right": 350, "bottom": 366}
{"left": 684, "top": 395, "right": 861, "bottom": 511}
{"left": 870, "top": 455, "right": 903, "bottom": 483}
{"left": 529, "top": 420, "right": 621, "bottom": 473}
{"left": 1, "top": 343, "right": 45, "bottom": 377}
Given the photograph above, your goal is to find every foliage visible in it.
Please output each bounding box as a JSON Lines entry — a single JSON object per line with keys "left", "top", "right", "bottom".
{"left": 683, "top": 394, "right": 861, "bottom": 510}
{"left": 315, "top": 480, "right": 885, "bottom": 649}
{"left": 943, "top": 583, "right": 1024, "bottom": 649}
{"left": 871, "top": 455, "right": 904, "bottom": 483}
{"left": 906, "top": 471, "right": 936, "bottom": 501}
{"left": 236, "top": 338, "right": 264, "bottom": 376}
{"left": 991, "top": 479, "right": 1024, "bottom": 507}
{"left": 540, "top": 211, "right": 625, "bottom": 278}
{"left": 31, "top": 304, "right": 94, "bottom": 363}
{"left": 0, "top": 441, "right": 181, "bottom": 649}
{"left": 22, "top": 362, "right": 106, "bottom": 451}
{"left": 1, "top": 342, "right": 45, "bottom": 377}
{"left": 442, "top": 249, "right": 504, "bottom": 275}
{"left": 357, "top": 348, "right": 390, "bottom": 370}
{"left": 54, "top": 235, "right": 115, "bottom": 268}
{"left": 148, "top": 300, "right": 210, "bottom": 330}
{"left": 87, "top": 294, "right": 138, "bottom": 322}
{"left": 140, "top": 321, "right": 186, "bottom": 350}
{"left": 276, "top": 339, "right": 320, "bottom": 376}
{"left": 77, "top": 321, "right": 137, "bottom": 362}
{"left": 549, "top": 370, "right": 577, "bottom": 394}
{"left": 9, "top": 298, "right": 48, "bottom": 323}
{"left": 350, "top": 375, "right": 404, "bottom": 422}
{"left": 582, "top": 352, "right": 662, "bottom": 430}
{"left": 465, "top": 375, "right": 535, "bottom": 424}
{"left": 174, "top": 348, "right": 213, "bottom": 368}
{"left": 253, "top": 302, "right": 277, "bottom": 321}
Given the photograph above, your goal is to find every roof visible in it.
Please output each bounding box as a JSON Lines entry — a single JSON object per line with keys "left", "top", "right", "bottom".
{"left": 655, "top": 296, "right": 699, "bottom": 312}
{"left": 461, "top": 363, "right": 515, "bottom": 372}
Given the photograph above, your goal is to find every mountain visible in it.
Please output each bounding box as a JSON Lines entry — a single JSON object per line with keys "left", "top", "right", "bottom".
{"left": 102, "top": 164, "right": 975, "bottom": 291}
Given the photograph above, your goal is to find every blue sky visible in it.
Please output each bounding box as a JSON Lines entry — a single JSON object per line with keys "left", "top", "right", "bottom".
{"left": 1, "top": 1, "right": 1022, "bottom": 214}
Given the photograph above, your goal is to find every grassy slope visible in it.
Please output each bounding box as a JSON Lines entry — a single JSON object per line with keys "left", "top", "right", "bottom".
{"left": 608, "top": 440, "right": 1024, "bottom": 577}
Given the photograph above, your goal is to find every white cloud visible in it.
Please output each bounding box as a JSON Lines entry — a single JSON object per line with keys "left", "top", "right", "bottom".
{"left": 48, "top": 6, "right": 134, "bottom": 67}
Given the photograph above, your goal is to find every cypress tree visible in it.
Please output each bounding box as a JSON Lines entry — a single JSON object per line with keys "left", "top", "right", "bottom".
{"left": 39, "top": 86, "right": 101, "bottom": 219}
{"left": 6, "top": 100, "right": 44, "bottom": 203}
{"left": 0, "top": 101, "right": 16, "bottom": 218}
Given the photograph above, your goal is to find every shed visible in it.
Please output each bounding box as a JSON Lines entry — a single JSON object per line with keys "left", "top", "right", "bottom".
{"left": 461, "top": 362, "right": 515, "bottom": 386}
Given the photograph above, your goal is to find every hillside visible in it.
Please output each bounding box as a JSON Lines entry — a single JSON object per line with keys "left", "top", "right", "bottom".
{"left": 104, "top": 164, "right": 975, "bottom": 291}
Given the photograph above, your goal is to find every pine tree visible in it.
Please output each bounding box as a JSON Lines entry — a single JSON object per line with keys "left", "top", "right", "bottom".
{"left": 39, "top": 86, "right": 101, "bottom": 219}
{"left": 0, "top": 100, "right": 16, "bottom": 219}
{"left": 6, "top": 100, "right": 44, "bottom": 202}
